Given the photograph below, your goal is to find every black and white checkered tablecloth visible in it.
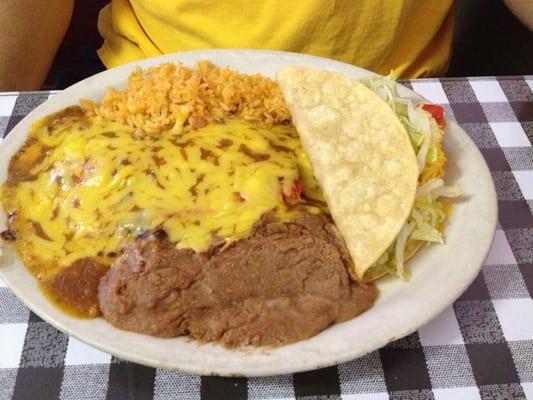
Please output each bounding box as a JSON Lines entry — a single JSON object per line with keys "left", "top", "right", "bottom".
{"left": 0, "top": 76, "right": 532, "bottom": 400}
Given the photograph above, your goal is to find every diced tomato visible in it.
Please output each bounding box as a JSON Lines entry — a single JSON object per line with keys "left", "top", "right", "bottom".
{"left": 421, "top": 103, "right": 445, "bottom": 127}
{"left": 293, "top": 179, "right": 303, "bottom": 198}
{"left": 282, "top": 179, "right": 303, "bottom": 203}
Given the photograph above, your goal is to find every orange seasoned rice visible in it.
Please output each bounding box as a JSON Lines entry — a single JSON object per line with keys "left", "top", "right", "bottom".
{"left": 83, "top": 61, "right": 291, "bottom": 135}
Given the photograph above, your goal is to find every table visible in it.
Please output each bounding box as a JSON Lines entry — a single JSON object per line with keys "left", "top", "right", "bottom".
{"left": 0, "top": 76, "right": 532, "bottom": 400}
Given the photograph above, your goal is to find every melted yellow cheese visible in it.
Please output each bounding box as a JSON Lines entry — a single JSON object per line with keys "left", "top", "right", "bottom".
{"left": 1, "top": 111, "right": 325, "bottom": 279}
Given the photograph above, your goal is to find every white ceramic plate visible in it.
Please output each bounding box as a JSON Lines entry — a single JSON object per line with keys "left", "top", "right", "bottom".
{"left": 0, "top": 50, "right": 497, "bottom": 376}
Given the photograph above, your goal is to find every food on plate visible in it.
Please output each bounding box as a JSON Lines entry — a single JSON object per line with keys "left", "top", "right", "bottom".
{"left": 277, "top": 67, "right": 419, "bottom": 280}
{"left": 98, "top": 213, "right": 376, "bottom": 346}
{"left": 278, "top": 67, "right": 459, "bottom": 281}
{"left": 363, "top": 73, "right": 459, "bottom": 280}
{"left": 0, "top": 61, "right": 457, "bottom": 347}
{"left": 82, "top": 61, "right": 291, "bottom": 134}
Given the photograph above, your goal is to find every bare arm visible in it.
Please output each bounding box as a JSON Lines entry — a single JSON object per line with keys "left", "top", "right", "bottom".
{"left": 0, "top": 0, "right": 74, "bottom": 91}
{"left": 504, "top": 0, "right": 533, "bottom": 31}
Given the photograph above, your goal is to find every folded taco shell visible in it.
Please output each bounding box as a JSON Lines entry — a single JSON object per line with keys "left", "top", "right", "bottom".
{"left": 277, "top": 67, "right": 418, "bottom": 280}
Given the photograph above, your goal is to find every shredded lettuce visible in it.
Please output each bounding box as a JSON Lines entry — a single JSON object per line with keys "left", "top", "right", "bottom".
{"left": 417, "top": 128, "right": 431, "bottom": 174}
{"left": 365, "top": 73, "right": 399, "bottom": 110}
{"left": 395, "top": 221, "right": 416, "bottom": 278}
{"left": 426, "top": 145, "right": 438, "bottom": 163}
{"left": 364, "top": 75, "right": 460, "bottom": 280}
{"left": 411, "top": 209, "right": 443, "bottom": 244}
{"left": 417, "top": 178, "right": 444, "bottom": 198}
{"left": 399, "top": 115, "right": 424, "bottom": 149}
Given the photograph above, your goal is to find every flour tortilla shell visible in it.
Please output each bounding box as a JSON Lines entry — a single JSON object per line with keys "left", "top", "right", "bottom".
{"left": 277, "top": 67, "right": 418, "bottom": 280}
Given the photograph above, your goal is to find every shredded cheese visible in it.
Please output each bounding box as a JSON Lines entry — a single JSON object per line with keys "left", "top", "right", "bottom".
{"left": 1, "top": 111, "right": 324, "bottom": 280}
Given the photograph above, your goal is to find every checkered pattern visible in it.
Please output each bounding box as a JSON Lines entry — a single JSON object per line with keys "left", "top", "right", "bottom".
{"left": 0, "top": 76, "right": 532, "bottom": 400}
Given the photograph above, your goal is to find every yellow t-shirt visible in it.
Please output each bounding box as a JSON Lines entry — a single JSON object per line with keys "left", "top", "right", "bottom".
{"left": 97, "top": 0, "right": 454, "bottom": 78}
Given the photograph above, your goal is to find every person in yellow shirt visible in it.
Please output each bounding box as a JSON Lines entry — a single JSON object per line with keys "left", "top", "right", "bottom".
{"left": 97, "top": 0, "right": 453, "bottom": 78}
{"left": 0, "top": 0, "right": 531, "bottom": 90}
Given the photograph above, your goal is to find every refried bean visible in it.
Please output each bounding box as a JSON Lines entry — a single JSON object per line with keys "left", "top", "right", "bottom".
{"left": 98, "top": 212, "right": 377, "bottom": 347}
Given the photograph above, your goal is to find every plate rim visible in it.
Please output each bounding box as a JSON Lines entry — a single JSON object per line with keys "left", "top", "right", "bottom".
{"left": 0, "top": 49, "right": 498, "bottom": 376}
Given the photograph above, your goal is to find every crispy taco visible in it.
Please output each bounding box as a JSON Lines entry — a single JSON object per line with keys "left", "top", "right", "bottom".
{"left": 277, "top": 66, "right": 459, "bottom": 281}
